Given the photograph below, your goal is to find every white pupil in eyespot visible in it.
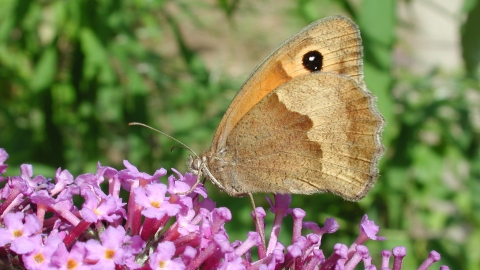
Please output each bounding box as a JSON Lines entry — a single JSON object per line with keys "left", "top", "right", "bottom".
{"left": 309, "top": 56, "right": 315, "bottom": 61}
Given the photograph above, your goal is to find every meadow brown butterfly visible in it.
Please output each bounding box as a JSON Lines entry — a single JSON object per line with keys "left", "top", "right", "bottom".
{"left": 186, "top": 15, "right": 385, "bottom": 202}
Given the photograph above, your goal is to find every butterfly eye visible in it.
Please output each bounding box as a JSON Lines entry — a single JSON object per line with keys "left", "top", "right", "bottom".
{"left": 302, "top": 50, "right": 323, "bottom": 72}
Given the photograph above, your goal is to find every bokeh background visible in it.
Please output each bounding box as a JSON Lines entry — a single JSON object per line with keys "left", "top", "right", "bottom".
{"left": 1, "top": 0, "right": 479, "bottom": 268}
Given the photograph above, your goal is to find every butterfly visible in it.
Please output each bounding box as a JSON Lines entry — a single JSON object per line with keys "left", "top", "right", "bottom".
{"left": 186, "top": 15, "right": 385, "bottom": 201}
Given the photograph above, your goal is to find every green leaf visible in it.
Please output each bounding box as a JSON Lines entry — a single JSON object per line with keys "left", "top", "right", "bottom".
{"left": 30, "top": 46, "right": 57, "bottom": 92}
{"left": 80, "top": 28, "right": 115, "bottom": 84}
{"left": 359, "top": 0, "right": 396, "bottom": 69}
{"left": 461, "top": 0, "right": 480, "bottom": 77}
{"left": 358, "top": 0, "right": 397, "bottom": 148}
{"left": 96, "top": 87, "right": 124, "bottom": 122}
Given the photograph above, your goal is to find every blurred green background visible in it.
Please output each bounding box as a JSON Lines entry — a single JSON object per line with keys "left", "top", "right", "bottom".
{"left": 1, "top": 0, "right": 479, "bottom": 268}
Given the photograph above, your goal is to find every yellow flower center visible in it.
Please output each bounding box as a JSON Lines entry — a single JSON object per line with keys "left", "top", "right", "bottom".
{"left": 13, "top": 230, "right": 23, "bottom": 238}
{"left": 34, "top": 253, "right": 44, "bottom": 264}
{"left": 105, "top": 249, "right": 115, "bottom": 259}
{"left": 150, "top": 201, "right": 161, "bottom": 208}
{"left": 66, "top": 259, "right": 78, "bottom": 269}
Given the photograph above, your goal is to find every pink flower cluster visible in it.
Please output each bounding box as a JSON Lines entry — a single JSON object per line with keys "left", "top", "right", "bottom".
{"left": 0, "top": 148, "right": 448, "bottom": 269}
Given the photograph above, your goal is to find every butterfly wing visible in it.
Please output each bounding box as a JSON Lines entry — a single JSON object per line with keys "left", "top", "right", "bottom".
{"left": 211, "top": 15, "right": 365, "bottom": 151}
{"left": 202, "top": 15, "right": 384, "bottom": 200}
{"left": 206, "top": 72, "right": 384, "bottom": 200}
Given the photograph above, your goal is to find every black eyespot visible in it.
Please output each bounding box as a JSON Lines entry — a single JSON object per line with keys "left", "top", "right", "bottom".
{"left": 302, "top": 50, "right": 323, "bottom": 72}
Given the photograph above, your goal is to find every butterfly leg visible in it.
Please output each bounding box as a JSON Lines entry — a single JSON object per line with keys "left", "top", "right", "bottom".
{"left": 249, "top": 193, "right": 267, "bottom": 256}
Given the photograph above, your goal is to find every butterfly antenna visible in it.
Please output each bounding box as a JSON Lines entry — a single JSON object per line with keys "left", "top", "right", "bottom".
{"left": 128, "top": 122, "right": 199, "bottom": 159}
{"left": 171, "top": 145, "right": 189, "bottom": 152}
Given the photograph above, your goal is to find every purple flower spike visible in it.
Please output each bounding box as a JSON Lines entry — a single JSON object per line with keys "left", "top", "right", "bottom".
{"left": 335, "top": 258, "right": 346, "bottom": 270}
{"left": 303, "top": 217, "right": 339, "bottom": 247}
{"left": 0, "top": 175, "right": 35, "bottom": 216}
{"left": 347, "top": 215, "right": 385, "bottom": 259}
{"left": 281, "top": 240, "right": 303, "bottom": 269}
{"left": 250, "top": 206, "right": 267, "bottom": 258}
{"left": 20, "top": 164, "right": 33, "bottom": 182}
{"left": 122, "top": 160, "right": 166, "bottom": 182}
{"left": 418, "top": 250, "right": 441, "bottom": 270}
{"left": 381, "top": 249, "right": 391, "bottom": 269}
{"left": 186, "top": 237, "right": 218, "bottom": 270}
{"left": 290, "top": 208, "right": 306, "bottom": 243}
{"left": 81, "top": 193, "right": 125, "bottom": 223}
{"left": 101, "top": 163, "right": 121, "bottom": 196}
{"left": 323, "top": 218, "right": 340, "bottom": 233}
{"left": 183, "top": 245, "right": 197, "bottom": 261}
{"left": 250, "top": 207, "right": 266, "bottom": 232}
{"left": 218, "top": 255, "right": 244, "bottom": 270}
{"left": 304, "top": 249, "right": 325, "bottom": 270}
{"left": 250, "top": 207, "right": 267, "bottom": 224}
{"left": 266, "top": 194, "right": 292, "bottom": 255}
{"left": 134, "top": 183, "right": 181, "bottom": 219}
{"left": 0, "top": 212, "right": 41, "bottom": 254}
{"left": 50, "top": 241, "right": 89, "bottom": 269}
{"left": 440, "top": 266, "right": 450, "bottom": 270}
{"left": 175, "top": 210, "right": 199, "bottom": 236}
{"left": 10, "top": 175, "right": 34, "bottom": 197}
{"left": 392, "top": 246, "right": 406, "bottom": 270}
{"left": 362, "top": 251, "right": 373, "bottom": 267}
{"left": 300, "top": 233, "right": 320, "bottom": 260}
{"left": 211, "top": 207, "right": 232, "bottom": 234}
{"left": 345, "top": 245, "right": 369, "bottom": 270}
{"left": 260, "top": 242, "right": 285, "bottom": 268}
{"left": 50, "top": 168, "right": 74, "bottom": 196}
{"left": 320, "top": 243, "right": 348, "bottom": 270}
{"left": 266, "top": 194, "right": 292, "bottom": 215}
{"left": 150, "top": 241, "right": 185, "bottom": 270}
{"left": 235, "top": 232, "right": 261, "bottom": 257}
{"left": 0, "top": 153, "right": 451, "bottom": 269}
{"left": 0, "top": 148, "right": 8, "bottom": 174}
{"left": 359, "top": 215, "right": 386, "bottom": 241}
{"left": 85, "top": 225, "right": 128, "bottom": 268}
{"left": 169, "top": 169, "right": 207, "bottom": 198}
{"left": 215, "top": 233, "right": 233, "bottom": 253}
{"left": 22, "top": 234, "right": 63, "bottom": 269}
